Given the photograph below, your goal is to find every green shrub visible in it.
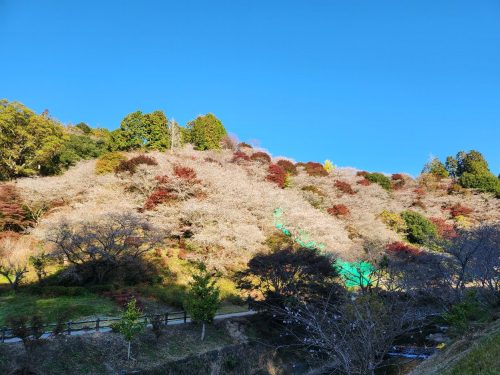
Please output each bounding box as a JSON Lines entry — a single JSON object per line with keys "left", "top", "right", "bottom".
{"left": 378, "top": 210, "right": 407, "bottom": 232}
{"left": 459, "top": 172, "right": 500, "bottom": 195}
{"left": 400, "top": 210, "right": 438, "bottom": 244}
{"left": 443, "top": 292, "right": 490, "bottom": 335}
{"left": 365, "top": 173, "right": 392, "bottom": 191}
{"left": 95, "top": 152, "right": 126, "bottom": 174}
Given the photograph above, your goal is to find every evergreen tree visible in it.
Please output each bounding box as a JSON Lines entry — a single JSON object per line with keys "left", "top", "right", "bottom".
{"left": 184, "top": 263, "right": 221, "bottom": 340}
{"left": 186, "top": 113, "right": 227, "bottom": 150}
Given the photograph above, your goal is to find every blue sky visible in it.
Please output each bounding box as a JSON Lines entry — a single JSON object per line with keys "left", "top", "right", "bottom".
{"left": 1, "top": 1, "right": 499, "bottom": 175}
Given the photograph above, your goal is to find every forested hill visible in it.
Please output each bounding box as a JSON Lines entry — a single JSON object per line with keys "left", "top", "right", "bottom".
{"left": 1, "top": 99, "right": 500, "bottom": 270}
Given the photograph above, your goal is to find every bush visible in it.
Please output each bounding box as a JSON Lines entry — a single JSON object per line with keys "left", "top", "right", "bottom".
{"left": 266, "top": 164, "right": 286, "bottom": 189}
{"left": 324, "top": 160, "right": 335, "bottom": 174}
{"left": 449, "top": 203, "right": 473, "bottom": 218}
{"left": 0, "top": 185, "right": 32, "bottom": 232}
{"left": 334, "top": 180, "right": 356, "bottom": 195}
{"left": 231, "top": 151, "right": 250, "bottom": 163}
{"left": 356, "top": 171, "right": 368, "bottom": 177}
{"left": 400, "top": 210, "right": 438, "bottom": 244}
{"left": 429, "top": 217, "right": 457, "bottom": 239}
{"left": 365, "top": 173, "right": 392, "bottom": 191}
{"left": 250, "top": 152, "right": 271, "bottom": 164}
{"left": 173, "top": 165, "right": 198, "bottom": 181}
{"left": 115, "top": 155, "right": 158, "bottom": 174}
{"left": 459, "top": 172, "right": 500, "bottom": 195}
{"left": 454, "top": 215, "right": 473, "bottom": 228}
{"left": 357, "top": 179, "right": 371, "bottom": 186}
{"left": 95, "top": 152, "right": 126, "bottom": 174}
{"left": 391, "top": 173, "right": 404, "bottom": 181}
{"left": 327, "top": 204, "right": 350, "bottom": 217}
{"left": 386, "top": 241, "right": 422, "bottom": 257}
{"left": 378, "top": 210, "right": 407, "bottom": 233}
{"left": 391, "top": 173, "right": 406, "bottom": 190}
{"left": 276, "top": 159, "right": 298, "bottom": 175}
{"left": 304, "top": 162, "right": 329, "bottom": 177}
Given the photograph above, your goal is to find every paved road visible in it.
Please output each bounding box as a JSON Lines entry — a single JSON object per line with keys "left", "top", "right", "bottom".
{"left": 2, "top": 310, "right": 257, "bottom": 344}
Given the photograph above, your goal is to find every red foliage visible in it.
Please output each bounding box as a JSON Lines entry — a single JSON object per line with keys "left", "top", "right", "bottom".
{"left": 413, "top": 187, "right": 426, "bottom": 198}
{"left": 386, "top": 241, "right": 422, "bottom": 257}
{"left": 356, "top": 171, "right": 368, "bottom": 177}
{"left": 231, "top": 151, "right": 250, "bottom": 163}
{"left": 334, "top": 180, "right": 356, "bottom": 195}
{"left": 449, "top": 203, "right": 473, "bottom": 218}
{"left": 0, "top": 185, "right": 31, "bottom": 232}
{"left": 357, "top": 179, "right": 372, "bottom": 186}
{"left": 144, "top": 188, "right": 177, "bottom": 210}
{"left": 304, "top": 162, "right": 328, "bottom": 177}
{"left": 430, "top": 217, "right": 458, "bottom": 239}
{"left": 276, "top": 160, "right": 298, "bottom": 176}
{"left": 115, "top": 155, "right": 158, "bottom": 174}
{"left": 250, "top": 152, "right": 271, "bottom": 164}
{"left": 327, "top": 204, "right": 350, "bottom": 217}
{"left": 266, "top": 164, "right": 287, "bottom": 189}
{"left": 391, "top": 174, "right": 406, "bottom": 190}
{"left": 173, "top": 165, "right": 198, "bottom": 181}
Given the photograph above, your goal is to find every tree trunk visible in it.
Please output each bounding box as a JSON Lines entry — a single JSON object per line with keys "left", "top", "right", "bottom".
{"left": 201, "top": 323, "right": 206, "bottom": 341}
{"left": 127, "top": 341, "right": 131, "bottom": 360}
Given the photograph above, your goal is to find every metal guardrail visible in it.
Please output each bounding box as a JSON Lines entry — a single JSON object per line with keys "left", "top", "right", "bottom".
{"left": 1, "top": 310, "right": 190, "bottom": 343}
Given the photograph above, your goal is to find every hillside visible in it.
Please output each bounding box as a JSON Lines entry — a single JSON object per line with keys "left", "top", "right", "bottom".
{"left": 12, "top": 146, "right": 500, "bottom": 270}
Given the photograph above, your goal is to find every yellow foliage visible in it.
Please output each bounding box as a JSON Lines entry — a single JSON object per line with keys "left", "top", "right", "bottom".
{"left": 378, "top": 210, "right": 407, "bottom": 232}
{"left": 323, "top": 159, "right": 335, "bottom": 174}
{"left": 95, "top": 152, "right": 125, "bottom": 175}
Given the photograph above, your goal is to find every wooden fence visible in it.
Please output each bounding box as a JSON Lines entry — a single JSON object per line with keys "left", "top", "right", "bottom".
{"left": 1, "top": 310, "right": 191, "bottom": 343}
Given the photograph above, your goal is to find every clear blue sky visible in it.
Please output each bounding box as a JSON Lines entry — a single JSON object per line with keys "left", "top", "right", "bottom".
{"left": 1, "top": 1, "right": 499, "bottom": 175}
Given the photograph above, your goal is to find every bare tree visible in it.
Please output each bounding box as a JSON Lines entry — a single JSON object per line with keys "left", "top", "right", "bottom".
{"left": 282, "top": 292, "right": 426, "bottom": 375}
{"left": 0, "top": 234, "right": 33, "bottom": 290}
{"left": 49, "top": 214, "right": 164, "bottom": 284}
{"left": 437, "top": 224, "right": 500, "bottom": 301}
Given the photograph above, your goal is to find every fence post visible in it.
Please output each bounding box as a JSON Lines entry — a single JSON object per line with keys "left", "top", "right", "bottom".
{"left": 183, "top": 311, "right": 187, "bottom": 323}
{"left": 164, "top": 313, "right": 169, "bottom": 326}
{"left": 67, "top": 321, "right": 72, "bottom": 335}
{"left": 1, "top": 327, "right": 5, "bottom": 343}
{"left": 96, "top": 318, "right": 100, "bottom": 332}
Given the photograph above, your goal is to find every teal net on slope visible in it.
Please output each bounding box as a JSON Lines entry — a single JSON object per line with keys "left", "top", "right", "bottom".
{"left": 273, "top": 208, "right": 374, "bottom": 288}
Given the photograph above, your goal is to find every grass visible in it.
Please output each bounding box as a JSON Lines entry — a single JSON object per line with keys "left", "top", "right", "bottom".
{"left": 442, "top": 325, "right": 500, "bottom": 375}
{"left": 0, "top": 292, "right": 120, "bottom": 325}
{"left": 410, "top": 319, "right": 500, "bottom": 375}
